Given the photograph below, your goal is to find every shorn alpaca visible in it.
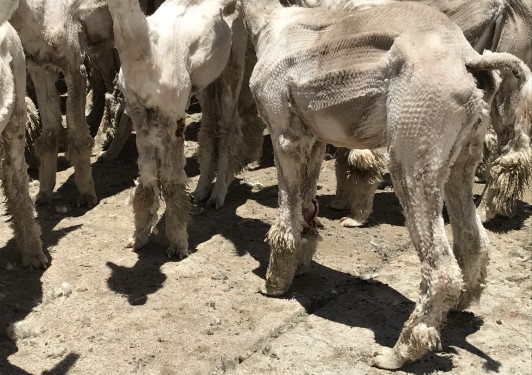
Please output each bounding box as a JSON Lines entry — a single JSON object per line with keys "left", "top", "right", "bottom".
{"left": 10, "top": 0, "right": 117, "bottom": 208}
{"left": 107, "top": 0, "right": 241, "bottom": 257}
{"left": 0, "top": 0, "right": 47, "bottom": 268}
{"left": 307, "top": 0, "right": 532, "bottom": 226}
{"left": 243, "top": 0, "right": 531, "bottom": 369}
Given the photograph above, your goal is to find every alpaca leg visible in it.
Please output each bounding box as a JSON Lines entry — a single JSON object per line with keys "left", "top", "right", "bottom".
{"left": 339, "top": 149, "right": 385, "bottom": 227}
{"left": 28, "top": 66, "right": 61, "bottom": 206}
{"left": 129, "top": 109, "right": 159, "bottom": 250}
{"left": 207, "top": 26, "right": 247, "bottom": 209}
{"left": 445, "top": 132, "right": 490, "bottom": 310}
{"left": 98, "top": 110, "right": 133, "bottom": 162}
{"left": 2, "top": 90, "right": 47, "bottom": 268}
{"left": 64, "top": 65, "right": 97, "bottom": 207}
{"left": 372, "top": 158, "right": 463, "bottom": 369}
{"left": 159, "top": 119, "right": 190, "bottom": 259}
{"left": 329, "top": 147, "right": 351, "bottom": 211}
{"left": 297, "top": 141, "right": 326, "bottom": 275}
{"left": 261, "top": 117, "right": 312, "bottom": 297}
{"left": 192, "top": 88, "right": 217, "bottom": 203}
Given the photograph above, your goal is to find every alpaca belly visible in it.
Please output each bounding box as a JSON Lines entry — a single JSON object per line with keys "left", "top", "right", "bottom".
{"left": 305, "top": 96, "right": 388, "bottom": 149}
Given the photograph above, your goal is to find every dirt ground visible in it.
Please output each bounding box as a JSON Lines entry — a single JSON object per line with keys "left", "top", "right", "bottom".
{"left": 1, "top": 115, "right": 531, "bottom": 375}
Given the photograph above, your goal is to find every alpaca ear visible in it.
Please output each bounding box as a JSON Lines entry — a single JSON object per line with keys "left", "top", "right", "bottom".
{"left": 0, "top": 0, "right": 18, "bottom": 24}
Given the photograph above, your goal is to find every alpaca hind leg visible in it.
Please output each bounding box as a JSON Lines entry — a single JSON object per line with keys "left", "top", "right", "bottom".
{"left": 372, "top": 156, "right": 463, "bottom": 369}
{"left": 445, "top": 130, "right": 490, "bottom": 310}
{"left": 64, "top": 65, "right": 97, "bottom": 207}
{"left": 28, "top": 66, "right": 61, "bottom": 206}
{"left": 159, "top": 119, "right": 190, "bottom": 259}
{"left": 128, "top": 109, "right": 159, "bottom": 250}
{"left": 2, "top": 105, "right": 47, "bottom": 268}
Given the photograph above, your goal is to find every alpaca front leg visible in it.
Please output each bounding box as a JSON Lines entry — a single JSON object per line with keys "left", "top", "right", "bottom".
{"left": 329, "top": 147, "right": 351, "bottom": 211}
{"left": 207, "top": 27, "right": 247, "bottom": 209}
{"left": 372, "top": 159, "right": 463, "bottom": 369}
{"left": 129, "top": 110, "right": 159, "bottom": 250}
{"left": 261, "top": 128, "right": 311, "bottom": 297}
{"left": 64, "top": 65, "right": 97, "bottom": 207}
{"left": 445, "top": 132, "right": 490, "bottom": 310}
{"left": 159, "top": 122, "right": 190, "bottom": 259}
{"left": 193, "top": 88, "right": 217, "bottom": 203}
{"left": 2, "top": 109, "right": 47, "bottom": 268}
{"left": 28, "top": 65, "right": 61, "bottom": 206}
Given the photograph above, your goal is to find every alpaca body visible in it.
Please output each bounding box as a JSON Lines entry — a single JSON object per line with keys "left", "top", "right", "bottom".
{"left": 244, "top": 0, "right": 530, "bottom": 369}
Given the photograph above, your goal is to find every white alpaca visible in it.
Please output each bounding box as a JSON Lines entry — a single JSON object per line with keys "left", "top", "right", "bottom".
{"left": 243, "top": 0, "right": 531, "bottom": 369}
{"left": 107, "top": 0, "right": 241, "bottom": 257}
{"left": 306, "top": 0, "right": 532, "bottom": 226}
{"left": 9, "top": 0, "right": 116, "bottom": 208}
{"left": 0, "top": 0, "right": 47, "bottom": 268}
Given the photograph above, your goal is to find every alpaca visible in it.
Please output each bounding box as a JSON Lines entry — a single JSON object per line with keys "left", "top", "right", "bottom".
{"left": 243, "top": 0, "right": 531, "bottom": 369}
{"left": 9, "top": 0, "right": 117, "bottom": 208}
{"left": 0, "top": 1, "right": 47, "bottom": 268}
{"left": 304, "top": 0, "right": 532, "bottom": 226}
{"left": 107, "top": 0, "right": 242, "bottom": 257}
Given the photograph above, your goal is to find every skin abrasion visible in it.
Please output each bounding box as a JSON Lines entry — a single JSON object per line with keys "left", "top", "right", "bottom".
{"left": 243, "top": 0, "right": 530, "bottom": 369}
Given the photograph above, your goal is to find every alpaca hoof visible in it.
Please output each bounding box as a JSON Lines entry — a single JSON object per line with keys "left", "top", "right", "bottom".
{"left": 22, "top": 252, "right": 49, "bottom": 270}
{"left": 371, "top": 347, "right": 405, "bottom": 370}
{"left": 127, "top": 236, "right": 149, "bottom": 250}
{"left": 191, "top": 188, "right": 209, "bottom": 204}
{"left": 328, "top": 199, "right": 349, "bottom": 211}
{"left": 339, "top": 216, "right": 365, "bottom": 228}
{"left": 258, "top": 281, "right": 289, "bottom": 297}
{"left": 33, "top": 192, "right": 52, "bottom": 207}
{"left": 167, "top": 246, "right": 188, "bottom": 260}
{"left": 206, "top": 194, "right": 225, "bottom": 210}
{"left": 76, "top": 194, "right": 98, "bottom": 208}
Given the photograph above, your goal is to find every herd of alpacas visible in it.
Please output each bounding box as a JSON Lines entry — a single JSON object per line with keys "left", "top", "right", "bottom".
{"left": 0, "top": 0, "right": 530, "bottom": 370}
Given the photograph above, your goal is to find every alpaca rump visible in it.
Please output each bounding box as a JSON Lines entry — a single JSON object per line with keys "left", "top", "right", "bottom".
{"left": 243, "top": 0, "right": 529, "bottom": 369}
{"left": 108, "top": 0, "right": 240, "bottom": 255}
{"left": 304, "top": 0, "right": 532, "bottom": 222}
{"left": 0, "top": 11, "right": 47, "bottom": 269}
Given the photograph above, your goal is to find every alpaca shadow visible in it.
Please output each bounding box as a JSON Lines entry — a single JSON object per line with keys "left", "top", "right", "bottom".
{"left": 105, "top": 182, "right": 274, "bottom": 306}
{"left": 105, "top": 240, "right": 181, "bottom": 306}
{"left": 281, "top": 264, "right": 500, "bottom": 373}
{"left": 482, "top": 200, "right": 532, "bottom": 233}
{"left": 0, "top": 223, "right": 81, "bottom": 374}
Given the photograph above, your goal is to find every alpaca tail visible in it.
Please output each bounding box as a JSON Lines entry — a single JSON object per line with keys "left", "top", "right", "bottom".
{"left": 467, "top": 52, "right": 532, "bottom": 216}
{"left": 0, "top": 0, "right": 18, "bottom": 24}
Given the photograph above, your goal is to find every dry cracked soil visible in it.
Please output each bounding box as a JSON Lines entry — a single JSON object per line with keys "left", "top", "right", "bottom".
{"left": 1, "top": 114, "right": 531, "bottom": 375}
